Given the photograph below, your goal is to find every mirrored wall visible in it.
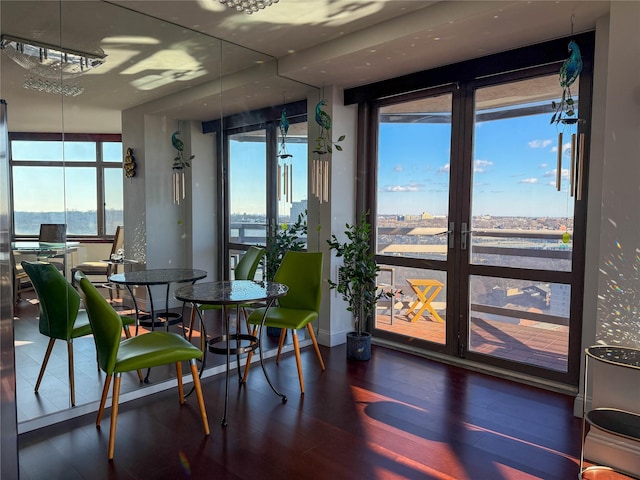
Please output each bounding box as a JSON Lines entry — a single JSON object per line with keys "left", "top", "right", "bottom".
{"left": 1, "top": 0, "right": 316, "bottom": 428}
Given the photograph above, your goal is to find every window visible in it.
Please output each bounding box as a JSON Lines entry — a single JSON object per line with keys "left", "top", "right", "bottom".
{"left": 10, "top": 133, "right": 123, "bottom": 237}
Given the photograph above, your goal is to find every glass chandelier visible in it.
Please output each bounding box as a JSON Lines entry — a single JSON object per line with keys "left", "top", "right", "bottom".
{"left": 219, "top": 0, "right": 279, "bottom": 15}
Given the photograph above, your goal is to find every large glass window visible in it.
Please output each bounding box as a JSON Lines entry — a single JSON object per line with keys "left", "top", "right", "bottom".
{"left": 358, "top": 33, "right": 594, "bottom": 386}
{"left": 10, "top": 134, "right": 123, "bottom": 237}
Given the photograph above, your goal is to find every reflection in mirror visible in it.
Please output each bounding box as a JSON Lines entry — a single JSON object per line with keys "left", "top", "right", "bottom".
{"left": 2, "top": 0, "right": 316, "bottom": 427}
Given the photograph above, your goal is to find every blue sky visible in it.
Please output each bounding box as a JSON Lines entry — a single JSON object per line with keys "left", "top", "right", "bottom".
{"left": 378, "top": 112, "right": 578, "bottom": 218}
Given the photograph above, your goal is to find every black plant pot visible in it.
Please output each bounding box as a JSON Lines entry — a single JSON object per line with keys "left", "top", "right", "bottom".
{"left": 346, "top": 331, "right": 371, "bottom": 361}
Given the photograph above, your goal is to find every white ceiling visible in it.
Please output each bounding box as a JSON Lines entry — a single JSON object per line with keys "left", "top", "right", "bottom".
{"left": 0, "top": 0, "right": 610, "bottom": 133}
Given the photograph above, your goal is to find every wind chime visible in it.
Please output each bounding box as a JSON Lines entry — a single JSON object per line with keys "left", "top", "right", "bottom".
{"left": 311, "top": 97, "right": 344, "bottom": 204}
{"left": 552, "top": 14, "right": 584, "bottom": 244}
{"left": 278, "top": 107, "right": 293, "bottom": 204}
{"left": 171, "top": 130, "right": 193, "bottom": 205}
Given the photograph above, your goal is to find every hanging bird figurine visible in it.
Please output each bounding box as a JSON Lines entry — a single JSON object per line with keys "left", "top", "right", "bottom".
{"left": 171, "top": 131, "right": 194, "bottom": 169}
{"left": 278, "top": 108, "right": 292, "bottom": 159}
{"left": 551, "top": 40, "right": 583, "bottom": 125}
{"left": 315, "top": 99, "right": 331, "bottom": 132}
{"left": 560, "top": 40, "right": 583, "bottom": 88}
{"left": 313, "top": 99, "right": 345, "bottom": 154}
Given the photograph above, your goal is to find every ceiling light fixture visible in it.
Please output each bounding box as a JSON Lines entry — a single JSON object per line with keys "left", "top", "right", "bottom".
{"left": 219, "top": 0, "right": 279, "bottom": 15}
{"left": 0, "top": 34, "right": 105, "bottom": 80}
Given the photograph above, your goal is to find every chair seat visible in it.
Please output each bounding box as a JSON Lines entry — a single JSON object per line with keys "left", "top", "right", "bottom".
{"left": 114, "top": 332, "right": 203, "bottom": 373}
{"left": 247, "top": 306, "right": 318, "bottom": 330}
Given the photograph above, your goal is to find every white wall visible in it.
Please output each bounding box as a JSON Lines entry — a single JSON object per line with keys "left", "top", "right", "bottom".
{"left": 313, "top": 86, "right": 359, "bottom": 347}
{"left": 581, "top": 2, "right": 640, "bottom": 475}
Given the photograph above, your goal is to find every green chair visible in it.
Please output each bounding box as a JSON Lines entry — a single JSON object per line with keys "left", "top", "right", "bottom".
{"left": 76, "top": 273, "right": 210, "bottom": 460}
{"left": 22, "top": 261, "right": 135, "bottom": 407}
{"left": 243, "top": 251, "right": 325, "bottom": 394}
{"left": 187, "top": 246, "right": 264, "bottom": 341}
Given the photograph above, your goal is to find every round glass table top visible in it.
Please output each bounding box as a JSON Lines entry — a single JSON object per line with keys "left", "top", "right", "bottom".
{"left": 109, "top": 268, "right": 207, "bottom": 285}
{"left": 174, "top": 280, "right": 288, "bottom": 305}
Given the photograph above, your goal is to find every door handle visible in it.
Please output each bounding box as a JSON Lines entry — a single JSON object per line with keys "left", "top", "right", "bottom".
{"left": 434, "top": 222, "right": 455, "bottom": 249}
{"left": 461, "top": 222, "right": 472, "bottom": 250}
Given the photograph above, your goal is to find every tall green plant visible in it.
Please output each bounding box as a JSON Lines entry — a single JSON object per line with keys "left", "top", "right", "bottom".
{"left": 327, "top": 213, "right": 385, "bottom": 336}
{"left": 263, "top": 211, "right": 307, "bottom": 280}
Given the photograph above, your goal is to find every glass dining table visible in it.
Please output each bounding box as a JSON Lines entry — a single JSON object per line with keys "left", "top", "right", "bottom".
{"left": 174, "top": 280, "right": 289, "bottom": 426}
{"left": 109, "top": 268, "right": 207, "bottom": 334}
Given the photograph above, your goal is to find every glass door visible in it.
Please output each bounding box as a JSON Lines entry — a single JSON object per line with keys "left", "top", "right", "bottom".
{"left": 372, "top": 70, "right": 587, "bottom": 384}
{"left": 373, "top": 88, "right": 455, "bottom": 353}
{"left": 226, "top": 118, "right": 308, "bottom": 279}
{"left": 463, "top": 73, "right": 584, "bottom": 381}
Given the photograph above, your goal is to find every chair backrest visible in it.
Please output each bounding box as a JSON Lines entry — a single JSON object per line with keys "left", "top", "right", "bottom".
{"left": 39, "top": 223, "right": 67, "bottom": 243}
{"left": 21, "top": 261, "right": 80, "bottom": 340}
{"left": 274, "top": 251, "right": 323, "bottom": 312}
{"left": 234, "top": 246, "right": 264, "bottom": 280}
{"left": 76, "top": 273, "right": 122, "bottom": 375}
{"left": 110, "top": 225, "right": 124, "bottom": 256}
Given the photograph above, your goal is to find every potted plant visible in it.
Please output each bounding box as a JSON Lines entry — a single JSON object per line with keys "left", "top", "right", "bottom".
{"left": 262, "top": 211, "right": 307, "bottom": 336}
{"left": 327, "top": 213, "right": 389, "bottom": 361}
{"left": 263, "top": 211, "right": 307, "bottom": 281}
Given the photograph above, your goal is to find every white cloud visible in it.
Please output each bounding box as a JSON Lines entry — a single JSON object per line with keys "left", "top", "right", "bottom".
{"left": 474, "top": 159, "right": 493, "bottom": 173}
{"left": 382, "top": 183, "right": 423, "bottom": 192}
{"left": 551, "top": 141, "right": 572, "bottom": 153}
{"left": 519, "top": 178, "right": 539, "bottom": 184}
{"left": 543, "top": 168, "right": 569, "bottom": 178}
{"left": 529, "top": 139, "right": 552, "bottom": 148}
{"left": 539, "top": 163, "right": 548, "bottom": 169}
{"left": 393, "top": 164, "right": 403, "bottom": 172}
{"left": 438, "top": 163, "right": 450, "bottom": 174}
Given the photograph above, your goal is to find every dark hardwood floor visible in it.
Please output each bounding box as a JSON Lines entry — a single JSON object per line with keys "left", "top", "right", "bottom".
{"left": 18, "top": 339, "right": 594, "bottom": 480}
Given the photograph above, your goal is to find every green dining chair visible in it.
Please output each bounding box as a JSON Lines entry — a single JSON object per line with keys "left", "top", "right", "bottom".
{"left": 187, "top": 246, "right": 265, "bottom": 341}
{"left": 22, "top": 261, "right": 136, "bottom": 407}
{"left": 243, "top": 251, "right": 325, "bottom": 394}
{"left": 76, "top": 273, "right": 210, "bottom": 460}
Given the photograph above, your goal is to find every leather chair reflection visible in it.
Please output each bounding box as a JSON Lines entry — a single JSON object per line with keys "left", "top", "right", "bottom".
{"left": 187, "top": 245, "right": 264, "bottom": 342}
{"left": 71, "top": 225, "right": 124, "bottom": 301}
{"left": 243, "top": 251, "right": 325, "bottom": 394}
{"left": 11, "top": 250, "right": 32, "bottom": 305}
{"left": 38, "top": 223, "right": 67, "bottom": 273}
{"left": 76, "top": 273, "right": 210, "bottom": 460}
{"left": 21, "top": 261, "right": 135, "bottom": 407}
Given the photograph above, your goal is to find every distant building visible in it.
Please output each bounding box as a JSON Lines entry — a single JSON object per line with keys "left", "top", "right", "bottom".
{"left": 550, "top": 283, "right": 571, "bottom": 317}
{"left": 289, "top": 200, "right": 307, "bottom": 223}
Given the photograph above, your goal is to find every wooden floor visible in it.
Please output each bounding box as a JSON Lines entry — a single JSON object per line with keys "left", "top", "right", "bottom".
{"left": 19, "top": 340, "right": 595, "bottom": 480}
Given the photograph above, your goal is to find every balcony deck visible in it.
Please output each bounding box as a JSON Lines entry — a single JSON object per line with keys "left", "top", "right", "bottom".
{"left": 375, "top": 307, "right": 569, "bottom": 372}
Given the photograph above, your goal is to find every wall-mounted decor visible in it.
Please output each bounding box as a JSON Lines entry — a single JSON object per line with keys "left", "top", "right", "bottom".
{"left": 124, "top": 147, "right": 136, "bottom": 178}
{"left": 311, "top": 99, "right": 345, "bottom": 204}
{"left": 277, "top": 107, "right": 293, "bottom": 204}
{"left": 171, "top": 130, "right": 194, "bottom": 205}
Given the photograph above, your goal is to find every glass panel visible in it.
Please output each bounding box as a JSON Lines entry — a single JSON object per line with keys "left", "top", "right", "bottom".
{"left": 229, "top": 129, "right": 267, "bottom": 245}
{"left": 102, "top": 142, "right": 123, "bottom": 162}
{"left": 469, "top": 275, "right": 569, "bottom": 372}
{"left": 13, "top": 166, "right": 66, "bottom": 235}
{"left": 278, "top": 121, "right": 308, "bottom": 224}
{"left": 12, "top": 140, "right": 96, "bottom": 162}
{"left": 13, "top": 166, "right": 97, "bottom": 235}
{"left": 104, "top": 167, "right": 124, "bottom": 234}
{"left": 374, "top": 265, "right": 446, "bottom": 345}
{"left": 471, "top": 75, "right": 578, "bottom": 272}
{"left": 376, "top": 94, "right": 452, "bottom": 261}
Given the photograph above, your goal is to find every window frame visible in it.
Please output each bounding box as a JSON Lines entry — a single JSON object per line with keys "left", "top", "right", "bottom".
{"left": 9, "top": 132, "right": 123, "bottom": 239}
